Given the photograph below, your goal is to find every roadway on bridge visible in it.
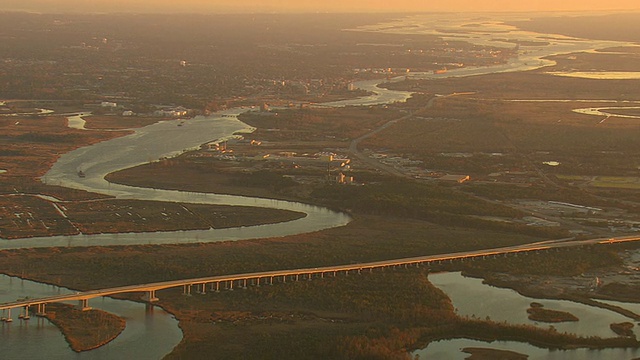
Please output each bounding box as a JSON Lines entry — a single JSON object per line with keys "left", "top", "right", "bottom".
{"left": 2, "top": 234, "right": 637, "bottom": 313}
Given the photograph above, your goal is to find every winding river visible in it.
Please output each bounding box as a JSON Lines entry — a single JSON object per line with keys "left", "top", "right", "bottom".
{"left": 3, "top": 12, "right": 640, "bottom": 359}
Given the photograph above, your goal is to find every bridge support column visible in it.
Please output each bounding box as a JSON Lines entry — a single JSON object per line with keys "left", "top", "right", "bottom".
{"left": 255, "top": 278, "right": 261, "bottom": 287}
{"left": 6, "top": 308, "right": 13, "bottom": 322}
{"left": 229, "top": 280, "right": 234, "bottom": 291}
{"left": 21, "top": 305, "right": 31, "bottom": 320}
{"left": 216, "top": 282, "right": 220, "bottom": 292}
{"left": 36, "top": 303, "right": 47, "bottom": 317}
{"left": 242, "top": 279, "right": 247, "bottom": 289}
{"left": 183, "top": 285, "right": 192, "bottom": 296}
{"left": 199, "top": 284, "right": 206, "bottom": 295}
{"left": 270, "top": 277, "right": 274, "bottom": 285}
{"left": 143, "top": 290, "right": 159, "bottom": 302}
{"left": 308, "top": 273, "right": 312, "bottom": 281}
{"left": 77, "top": 299, "right": 91, "bottom": 311}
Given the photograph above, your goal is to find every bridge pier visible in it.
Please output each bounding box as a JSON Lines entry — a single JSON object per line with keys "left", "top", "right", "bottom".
{"left": 36, "top": 303, "right": 46, "bottom": 317}
{"left": 269, "top": 277, "right": 274, "bottom": 285}
{"left": 5, "top": 308, "right": 13, "bottom": 322}
{"left": 183, "top": 284, "right": 192, "bottom": 296}
{"left": 142, "top": 290, "right": 159, "bottom": 302}
{"left": 242, "top": 279, "right": 247, "bottom": 289}
{"left": 21, "top": 305, "right": 31, "bottom": 320}
{"left": 77, "top": 299, "right": 91, "bottom": 311}
{"left": 307, "top": 273, "right": 312, "bottom": 281}
{"left": 198, "top": 283, "right": 206, "bottom": 295}
{"left": 229, "top": 280, "right": 234, "bottom": 291}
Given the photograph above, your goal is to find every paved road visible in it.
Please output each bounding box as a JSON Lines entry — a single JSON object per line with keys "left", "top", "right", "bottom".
{"left": 348, "top": 96, "right": 441, "bottom": 177}
{"left": 2, "top": 234, "right": 637, "bottom": 313}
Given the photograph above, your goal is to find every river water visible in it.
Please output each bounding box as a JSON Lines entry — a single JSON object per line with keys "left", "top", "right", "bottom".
{"left": 3, "top": 12, "right": 640, "bottom": 359}
{"left": 412, "top": 273, "right": 640, "bottom": 359}
{"left": 0, "top": 275, "right": 181, "bottom": 359}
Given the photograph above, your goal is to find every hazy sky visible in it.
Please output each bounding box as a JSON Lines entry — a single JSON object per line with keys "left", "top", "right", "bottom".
{"left": 5, "top": 0, "right": 640, "bottom": 13}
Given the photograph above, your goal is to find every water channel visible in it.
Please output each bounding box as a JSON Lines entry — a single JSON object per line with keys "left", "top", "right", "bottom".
{"left": 2, "top": 13, "right": 640, "bottom": 359}
{"left": 0, "top": 275, "right": 181, "bottom": 359}
{"left": 413, "top": 273, "right": 640, "bottom": 359}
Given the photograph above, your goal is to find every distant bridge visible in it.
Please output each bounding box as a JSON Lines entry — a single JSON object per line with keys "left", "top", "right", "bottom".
{"left": 1, "top": 235, "right": 638, "bottom": 322}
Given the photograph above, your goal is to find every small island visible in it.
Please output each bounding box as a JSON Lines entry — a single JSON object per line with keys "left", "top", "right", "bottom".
{"left": 610, "top": 322, "right": 635, "bottom": 337}
{"left": 527, "top": 302, "right": 579, "bottom": 323}
{"left": 44, "top": 303, "right": 126, "bottom": 352}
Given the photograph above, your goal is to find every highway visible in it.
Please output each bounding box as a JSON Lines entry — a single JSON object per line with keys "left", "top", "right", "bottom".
{"left": 2, "top": 234, "right": 638, "bottom": 318}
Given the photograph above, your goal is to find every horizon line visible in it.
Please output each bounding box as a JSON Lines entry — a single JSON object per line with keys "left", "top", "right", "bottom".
{"left": 3, "top": 9, "right": 640, "bottom": 16}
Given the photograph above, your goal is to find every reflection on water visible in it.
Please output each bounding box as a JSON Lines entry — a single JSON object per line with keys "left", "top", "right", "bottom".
{"left": 353, "top": 13, "right": 636, "bottom": 80}
{"left": 0, "top": 275, "right": 182, "bottom": 359}
{"left": 573, "top": 106, "right": 640, "bottom": 119}
{"left": 548, "top": 71, "right": 640, "bottom": 80}
{"left": 430, "top": 272, "right": 630, "bottom": 337}
{"left": 414, "top": 338, "right": 640, "bottom": 360}
{"left": 0, "top": 111, "right": 353, "bottom": 249}
{"left": 414, "top": 272, "right": 640, "bottom": 359}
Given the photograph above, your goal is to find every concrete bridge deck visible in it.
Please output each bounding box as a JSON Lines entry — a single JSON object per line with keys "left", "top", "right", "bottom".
{"left": 1, "top": 235, "right": 637, "bottom": 320}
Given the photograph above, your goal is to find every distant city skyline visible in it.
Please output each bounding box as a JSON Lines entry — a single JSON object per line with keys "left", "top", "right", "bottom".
{"left": 4, "top": 0, "right": 640, "bottom": 14}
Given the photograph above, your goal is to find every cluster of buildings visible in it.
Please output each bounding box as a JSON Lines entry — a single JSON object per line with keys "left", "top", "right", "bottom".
{"left": 97, "top": 101, "right": 192, "bottom": 118}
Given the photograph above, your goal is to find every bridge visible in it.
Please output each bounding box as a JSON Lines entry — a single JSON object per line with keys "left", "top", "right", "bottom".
{"left": 1, "top": 235, "right": 638, "bottom": 322}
